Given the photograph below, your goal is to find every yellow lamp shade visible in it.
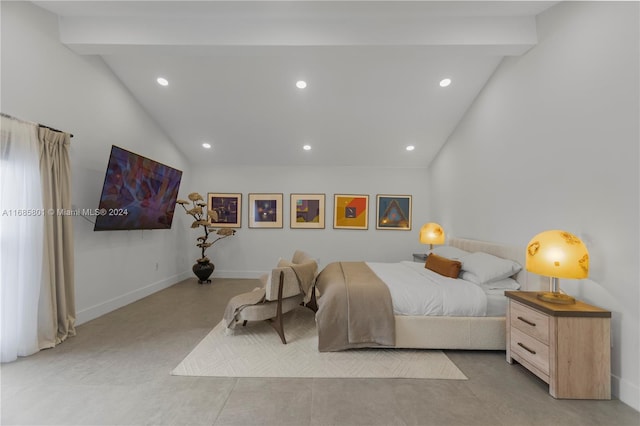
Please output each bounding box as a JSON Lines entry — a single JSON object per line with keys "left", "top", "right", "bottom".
{"left": 526, "top": 230, "right": 589, "bottom": 279}
{"left": 419, "top": 222, "right": 445, "bottom": 245}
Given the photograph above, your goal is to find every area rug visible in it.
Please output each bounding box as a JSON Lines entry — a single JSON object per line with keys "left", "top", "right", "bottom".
{"left": 172, "top": 307, "right": 467, "bottom": 380}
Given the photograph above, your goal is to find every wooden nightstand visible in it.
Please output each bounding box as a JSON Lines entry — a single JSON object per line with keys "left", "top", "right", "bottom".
{"left": 412, "top": 253, "right": 428, "bottom": 263}
{"left": 505, "top": 291, "right": 611, "bottom": 399}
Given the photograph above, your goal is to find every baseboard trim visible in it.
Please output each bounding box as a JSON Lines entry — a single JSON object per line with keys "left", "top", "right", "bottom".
{"left": 76, "top": 271, "right": 191, "bottom": 325}
{"left": 612, "top": 374, "right": 640, "bottom": 412}
{"left": 211, "top": 270, "right": 264, "bottom": 279}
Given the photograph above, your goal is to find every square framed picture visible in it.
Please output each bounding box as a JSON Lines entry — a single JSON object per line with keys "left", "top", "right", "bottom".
{"left": 248, "top": 193, "right": 284, "bottom": 228}
{"left": 376, "top": 194, "right": 412, "bottom": 230}
{"left": 207, "top": 193, "right": 241, "bottom": 228}
{"left": 333, "top": 194, "right": 369, "bottom": 230}
{"left": 290, "top": 193, "right": 325, "bottom": 229}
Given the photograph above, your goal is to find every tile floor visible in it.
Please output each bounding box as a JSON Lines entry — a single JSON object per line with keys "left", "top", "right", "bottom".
{"left": 2, "top": 278, "right": 638, "bottom": 426}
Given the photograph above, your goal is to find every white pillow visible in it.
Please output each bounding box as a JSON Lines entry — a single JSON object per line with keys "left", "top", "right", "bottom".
{"left": 460, "top": 252, "right": 522, "bottom": 284}
{"left": 429, "top": 246, "right": 470, "bottom": 260}
{"left": 475, "top": 277, "right": 521, "bottom": 291}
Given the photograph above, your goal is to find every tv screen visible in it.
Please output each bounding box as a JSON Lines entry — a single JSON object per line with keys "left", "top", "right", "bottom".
{"left": 94, "top": 145, "right": 183, "bottom": 231}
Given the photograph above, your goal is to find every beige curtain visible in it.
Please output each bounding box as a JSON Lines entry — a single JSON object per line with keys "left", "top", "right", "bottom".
{"left": 38, "top": 128, "right": 75, "bottom": 347}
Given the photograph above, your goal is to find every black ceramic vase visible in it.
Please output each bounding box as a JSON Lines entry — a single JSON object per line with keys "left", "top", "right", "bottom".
{"left": 192, "top": 260, "right": 214, "bottom": 284}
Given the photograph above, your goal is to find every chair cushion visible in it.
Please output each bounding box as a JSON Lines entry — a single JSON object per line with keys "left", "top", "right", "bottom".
{"left": 266, "top": 267, "right": 302, "bottom": 301}
{"left": 234, "top": 294, "right": 303, "bottom": 322}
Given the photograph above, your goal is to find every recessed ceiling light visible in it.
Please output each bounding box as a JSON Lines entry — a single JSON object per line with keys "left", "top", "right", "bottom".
{"left": 406, "top": 145, "right": 415, "bottom": 151}
{"left": 439, "top": 78, "right": 452, "bottom": 87}
{"left": 202, "top": 143, "right": 211, "bottom": 149}
{"left": 303, "top": 144, "right": 311, "bottom": 151}
{"left": 296, "top": 80, "right": 307, "bottom": 89}
{"left": 157, "top": 77, "right": 169, "bottom": 86}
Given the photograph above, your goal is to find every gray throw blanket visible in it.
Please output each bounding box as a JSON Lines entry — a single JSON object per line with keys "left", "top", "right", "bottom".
{"left": 289, "top": 261, "right": 318, "bottom": 304}
{"left": 223, "top": 259, "right": 317, "bottom": 329}
{"left": 223, "top": 288, "right": 265, "bottom": 329}
{"left": 315, "top": 262, "right": 395, "bottom": 351}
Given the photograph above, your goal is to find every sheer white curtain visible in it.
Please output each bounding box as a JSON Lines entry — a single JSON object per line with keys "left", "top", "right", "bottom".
{"left": 0, "top": 115, "right": 44, "bottom": 362}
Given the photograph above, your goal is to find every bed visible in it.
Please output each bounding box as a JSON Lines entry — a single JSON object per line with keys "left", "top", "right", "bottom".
{"left": 314, "top": 237, "right": 546, "bottom": 352}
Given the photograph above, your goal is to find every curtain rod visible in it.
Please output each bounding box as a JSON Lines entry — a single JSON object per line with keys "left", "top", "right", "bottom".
{"left": 1, "top": 112, "right": 74, "bottom": 138}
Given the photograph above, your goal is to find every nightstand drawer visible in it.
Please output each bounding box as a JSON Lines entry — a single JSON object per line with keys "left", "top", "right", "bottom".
{"left": 510, "top": 327, "right": 550, "bottom": 375}
{"left": 510, "top": 301, "right": 550, "bottom": 344}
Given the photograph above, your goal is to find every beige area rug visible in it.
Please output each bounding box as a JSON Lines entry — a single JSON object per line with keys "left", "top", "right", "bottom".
{"left": 172, "top": 307, "right": 467, "bottom": 380}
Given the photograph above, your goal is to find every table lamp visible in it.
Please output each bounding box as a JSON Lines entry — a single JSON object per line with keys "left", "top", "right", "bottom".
{"left": 525, "top": 230, "right": 589, "bottom": 304}
{"left": 419, "top": 222, "right": 445, "bottom": 251}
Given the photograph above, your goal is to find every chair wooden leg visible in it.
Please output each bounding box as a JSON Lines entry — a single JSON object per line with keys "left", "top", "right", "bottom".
{"left": 268, "top": 313, "right": 287, "bottom": 344}
{"left": 266, "top": 270, "right": 287, "bottom": 344}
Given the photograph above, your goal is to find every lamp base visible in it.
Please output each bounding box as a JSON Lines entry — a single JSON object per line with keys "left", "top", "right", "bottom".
{"left": 537, "top": 291, "right": 575, "bottom": 305}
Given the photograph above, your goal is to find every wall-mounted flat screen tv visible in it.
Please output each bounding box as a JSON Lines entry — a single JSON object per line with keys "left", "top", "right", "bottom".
{"left": 94, "top": 145, "right": 183, "bottom": 231}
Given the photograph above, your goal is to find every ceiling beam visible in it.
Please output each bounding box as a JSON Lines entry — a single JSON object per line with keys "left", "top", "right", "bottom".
{"left": 58, "top": 15, "right": 537, "bottom": 55}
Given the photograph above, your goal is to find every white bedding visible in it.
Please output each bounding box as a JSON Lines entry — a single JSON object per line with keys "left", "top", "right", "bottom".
{"left": 366, "top": 261, "right": 488, "bottom": 317}
{"left": 485, "top": 289, "right": 508, "bottom": 317}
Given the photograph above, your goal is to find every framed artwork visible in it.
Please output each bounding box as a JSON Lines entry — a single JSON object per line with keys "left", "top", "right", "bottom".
{"left": 248, "top": 193, "right": 284, "bottom": 228}
{"left": 290, "top": 193, "right": 325, "bottom": 229}
{"left": 333, "top": 194, "right": 369, "bottom": 230}
{"left": 376, "top": 194, "right": 412, "bottom": 230}
{"left": 207, "top": 193, "right": 241, "bottom": 228}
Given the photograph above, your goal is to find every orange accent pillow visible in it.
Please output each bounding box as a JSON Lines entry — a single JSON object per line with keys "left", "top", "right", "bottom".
{"left": 425, "top": 253, "right": 462, "bottom": 279}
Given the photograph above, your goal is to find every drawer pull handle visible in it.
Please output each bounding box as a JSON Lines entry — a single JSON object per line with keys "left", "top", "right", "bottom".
{"left": 517, "top": 342, "right": 536, "bottom": 355}
{"left": 517, "top": 316, "right": 536, "bottom": 327}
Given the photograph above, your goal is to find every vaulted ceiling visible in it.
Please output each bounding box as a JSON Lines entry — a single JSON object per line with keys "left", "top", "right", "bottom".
{"left": 34, "top": 1, "right": 557, "bottom": 167}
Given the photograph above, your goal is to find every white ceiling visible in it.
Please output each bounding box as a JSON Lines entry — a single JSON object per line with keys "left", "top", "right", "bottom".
{"left": 34, "top": 1, "right": 557, "bottom": 167}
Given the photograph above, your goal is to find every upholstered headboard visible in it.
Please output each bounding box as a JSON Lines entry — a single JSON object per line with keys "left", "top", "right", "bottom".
{"left": 449, "top": 237, "right": 545, "bottom": 291}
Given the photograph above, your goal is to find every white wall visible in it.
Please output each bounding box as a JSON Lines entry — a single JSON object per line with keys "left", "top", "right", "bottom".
{"left": 427, "top": 2, "right": 639, "bottom": 409}
{"left": 7, "top": 0, "right": 636, "bottom": 409}
{"left": 1, "top": 1, "right": 194, "bottom": 324}
{"left": 190, "top": 165, "right": 429, "bottom": 276}
{"left": 1, "top": 1, "right": 431, "bottom": 323}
